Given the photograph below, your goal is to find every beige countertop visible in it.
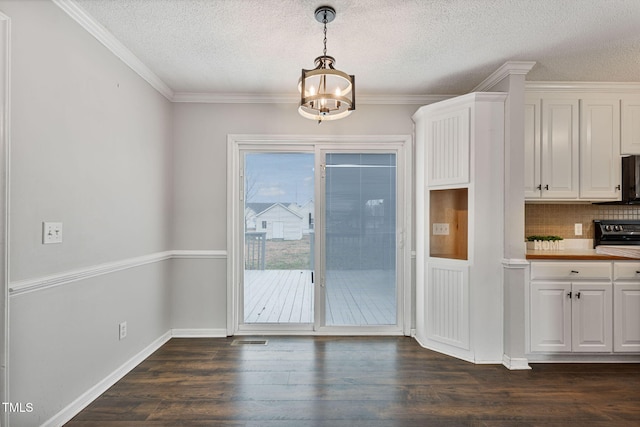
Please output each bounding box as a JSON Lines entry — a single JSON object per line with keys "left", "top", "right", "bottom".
{"left": 526, "top": 248, "right": 639, "bottom": 260}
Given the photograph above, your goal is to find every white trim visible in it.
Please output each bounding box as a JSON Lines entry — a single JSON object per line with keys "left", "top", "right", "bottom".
{"left": 9, "top": 250, "right": 227, "bottom": 296}
{"left": 171, "top": 250, "right": 227, "bottom": 259}
{"left": 52, "top": 0, "right": 174, "bottom": 100}
{"left": 502, "top": 354, "right": 531, "bottom": 370}
{"left": 527, "top": 354, "right": 640, "bottom": 363}
{"left": 415, "top": 92, "right": 508, "bottom": 115}
{"left": 9, "top": 251, "right": 173, "bottom": 296}
{"left": 42, "top": 330, "right": 172, "bottom": 427}
{"left": 526, "top": 81, "right": 640, "bottom": 93}
{"left": 228, "top": 135, "right": 413, "bottom": 336}
{"left": 173, "top": 92, "right": 298, "bottom": 104}
{"left": 0, "top": 11, "right": 9, "bottom": 427}
{"left": 53, "top": 1, "right": 457, "bottom": 106}
{"left": 414, "top": 335, "right": 476, "bottom": 364}
{"left": 173, "top": 92, "right": 454, "bottom": 105}
{"left": 473, "top": 61, "right": 536, "bottom": 92}
{"left": 171, "top": 328, "right": 227, "bottom": 337}
{"left": 502, "top": 258, "right": 530, "bottom": 268}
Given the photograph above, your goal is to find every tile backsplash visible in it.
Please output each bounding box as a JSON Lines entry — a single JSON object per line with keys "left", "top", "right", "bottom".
{"left": 525, "top": 203, "right": 640, "bottom": 240}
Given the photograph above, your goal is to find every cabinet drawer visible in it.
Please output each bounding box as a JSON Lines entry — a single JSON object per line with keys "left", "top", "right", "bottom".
{"left": 531, "top": 262, "right": 612, "bottom": 280}
{"left": 613, "top": 262, "right": 640, "bottom": 281}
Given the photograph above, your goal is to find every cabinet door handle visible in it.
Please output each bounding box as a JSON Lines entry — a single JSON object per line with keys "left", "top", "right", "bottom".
{"left": 544, "top": 184, "right": 549, "bottom": 190}
{"left": 635, "top": 271, "right": 640, "bottom": 274}
{"left": 567, "top": 291, "right": 572, "bottom": 298}
{"left": 616, "top": 184, "right": 621, "bottom": 190}
{"left": 570, "top": 270, "right": 579, "bottom": 274}
{"left": 575, "top": 292, "right": 581, "bottom": 299}
{"left": 537, "top": 184, "right": 542, "bottom": 190}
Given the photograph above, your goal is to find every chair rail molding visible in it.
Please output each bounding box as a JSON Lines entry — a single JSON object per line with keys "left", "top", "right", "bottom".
{"left": 9, "top": 250, "right": 228, "bottom": 296}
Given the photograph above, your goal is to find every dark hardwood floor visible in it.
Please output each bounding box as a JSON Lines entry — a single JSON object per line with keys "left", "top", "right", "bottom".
{"left": 66, "top": 337, "right": 640, "bottom": 426}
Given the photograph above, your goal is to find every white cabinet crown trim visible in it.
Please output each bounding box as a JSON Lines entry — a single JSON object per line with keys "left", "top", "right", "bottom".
{"left": 526, "top": 81, "right": 640, "bottom": 93}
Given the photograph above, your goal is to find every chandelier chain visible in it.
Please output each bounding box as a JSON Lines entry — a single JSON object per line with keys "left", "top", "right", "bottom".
{"left": 322, "top": 14, "right": 327, "bottom": 57}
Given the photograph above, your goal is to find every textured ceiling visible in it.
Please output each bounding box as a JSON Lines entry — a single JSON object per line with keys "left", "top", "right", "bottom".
{"left": 71, "top": 0, "right": 640, "bottom": 97}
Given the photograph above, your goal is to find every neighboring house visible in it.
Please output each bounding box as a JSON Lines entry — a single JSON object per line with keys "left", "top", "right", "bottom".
{"left": 288, "top": 200, "right": 314, "bottom": 234}
{"left": 250, "top": 203, "right": 304, "bottom": 240}
{"left": 244, "top": 203, "right": 274, "bottom": 231}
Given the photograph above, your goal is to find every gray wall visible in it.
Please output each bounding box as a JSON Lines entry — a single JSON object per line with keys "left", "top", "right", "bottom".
{"left": 170, "top": 102, "right": 418, "bottom": 332}
{"left": 2, "top": 0, "right": 420, "bottom": 424}
{"left": 2, "top": 1, "right": 173, "bottom": 425}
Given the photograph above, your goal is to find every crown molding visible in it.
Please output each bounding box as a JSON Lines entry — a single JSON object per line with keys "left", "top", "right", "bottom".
{"left": 53, "top": 0, "right": 174, "bottom": 100}
{"left": 525, "top": 81, "right": 640, "bottom": 93}
{"left": 472, "top": 61, "right": 537, "bottom": 92}
{"left": 172, "top": 91, "right": 454, "bottom": 105}
{"left": 172, "top": 92, "right": 298, "bottom": 104}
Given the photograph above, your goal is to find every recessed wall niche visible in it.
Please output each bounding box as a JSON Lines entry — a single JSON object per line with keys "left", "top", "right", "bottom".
{"left": 429, "top": 188, "right": 468, "bottom": 260}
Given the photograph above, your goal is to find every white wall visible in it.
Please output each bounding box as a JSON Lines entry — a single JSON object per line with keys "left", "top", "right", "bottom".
{"left": 1, "top": 0, "right": 174, "bottom": 425}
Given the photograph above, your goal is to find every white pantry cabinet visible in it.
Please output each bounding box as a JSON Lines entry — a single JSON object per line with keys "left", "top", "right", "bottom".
{"left": 612, "top": 262, "right": 640, "bottom": 352}
{"left": 413, "top": 92, "right": 506, "bottom": 364}
{"left": 524, "top": 93, "right": 621, "bottom": 201}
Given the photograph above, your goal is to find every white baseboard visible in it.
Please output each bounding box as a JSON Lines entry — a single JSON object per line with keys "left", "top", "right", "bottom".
{"left": 413, "top": 335, "right": 476, "bottom": 364}
{"left": 171, "top": 328, "right": 227, "bottom": 338}
{"left": 43, "top": 331, "right": 172, "bottom": 427}
{"left": 502, "top": 354, "right": 532, "bottom": 370}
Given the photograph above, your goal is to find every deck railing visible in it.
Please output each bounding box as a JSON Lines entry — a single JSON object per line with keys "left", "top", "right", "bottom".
{"left": 245, "top": 231, "right": 267, "bottom": 270}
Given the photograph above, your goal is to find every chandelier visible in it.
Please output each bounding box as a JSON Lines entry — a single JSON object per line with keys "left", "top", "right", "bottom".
{"left": 298, "top": 6, "right": 355, "bottom": 122}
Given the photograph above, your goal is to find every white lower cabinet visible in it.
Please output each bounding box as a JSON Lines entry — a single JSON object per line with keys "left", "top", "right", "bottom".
{"left": 530, "top": 261, "right": 613, "bottom": 353}
{"left": 571, "top": 282, "right": 612, "bottom": 352}
{"left": 530, "top": 281, "right": 611, "bottom": 353}
{"left": 613, "top": 262, "right": 640, "bottom": 352}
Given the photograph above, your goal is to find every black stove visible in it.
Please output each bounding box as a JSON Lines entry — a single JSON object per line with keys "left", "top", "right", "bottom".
{"left": 594, "top": 220, "right": 640, "bottom": 247}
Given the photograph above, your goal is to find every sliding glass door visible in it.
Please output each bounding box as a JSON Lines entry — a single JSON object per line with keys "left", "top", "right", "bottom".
{"left": 235, "top": 142, "right": 403, "bottom": 334}
{"left": 242, "top": 152, "right": 315, "bottom": 325}
{"left": 323, "top": 153, "right": 397, "bottom": 326}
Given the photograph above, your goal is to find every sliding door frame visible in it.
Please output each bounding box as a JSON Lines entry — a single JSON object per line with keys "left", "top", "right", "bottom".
{"left": 227, "top": 135, "right": 412, "bottom": 336}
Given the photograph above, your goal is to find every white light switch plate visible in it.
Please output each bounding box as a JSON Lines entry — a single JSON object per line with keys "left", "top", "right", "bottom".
{"left": 433, "top": 223, "right": 450, "bottom": 235}
{"left": 574, "top": 223, "right": 583, "bottom": 236}
{"left": 42, "top": 222, "right": 63, "bottom": 244}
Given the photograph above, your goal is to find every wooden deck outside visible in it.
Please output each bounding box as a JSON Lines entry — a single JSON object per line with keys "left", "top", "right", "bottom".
{"left": 243, "top": 269, "right": 396, "bottom": 325}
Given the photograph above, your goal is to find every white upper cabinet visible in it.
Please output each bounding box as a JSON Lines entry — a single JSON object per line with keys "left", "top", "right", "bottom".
{"left": 579, "top": 99, "right": 621, "bottom": 200}
{"left": 541, "top": 97, "right": 580, "bottom": 199}
{"left": 621, "top": 96, "right": 640, "bottom": 155}
{"left": 525, "top": 95, "right": 580, "bottom": 200}
{"left": 524, "top": 97, "right": 541, "bottom": 198}
{"left": 525, "top": 91, "right": 622, "bottom": 201}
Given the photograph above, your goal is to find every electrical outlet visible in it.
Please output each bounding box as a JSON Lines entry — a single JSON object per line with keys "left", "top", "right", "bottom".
{"left": 432, "top": 223, "right": 450, "bottom": 235}
{"left": 119, "top": 321, "right": 127, "bottom": 340}
{"left": 575, "top": 223, "right": 583, "bottom": 236}
{"left": 42, "top": 222, "right": 63, "bottom": 244}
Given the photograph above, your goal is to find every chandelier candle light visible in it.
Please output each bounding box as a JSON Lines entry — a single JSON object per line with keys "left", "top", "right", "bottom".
{"left": 298, "top": 6, "right": 355, "bottom": 123}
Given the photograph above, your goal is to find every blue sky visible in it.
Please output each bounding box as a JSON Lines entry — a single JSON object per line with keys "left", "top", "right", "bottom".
{"left": 245, "top": 153, "right": 314, "bottom": 204}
